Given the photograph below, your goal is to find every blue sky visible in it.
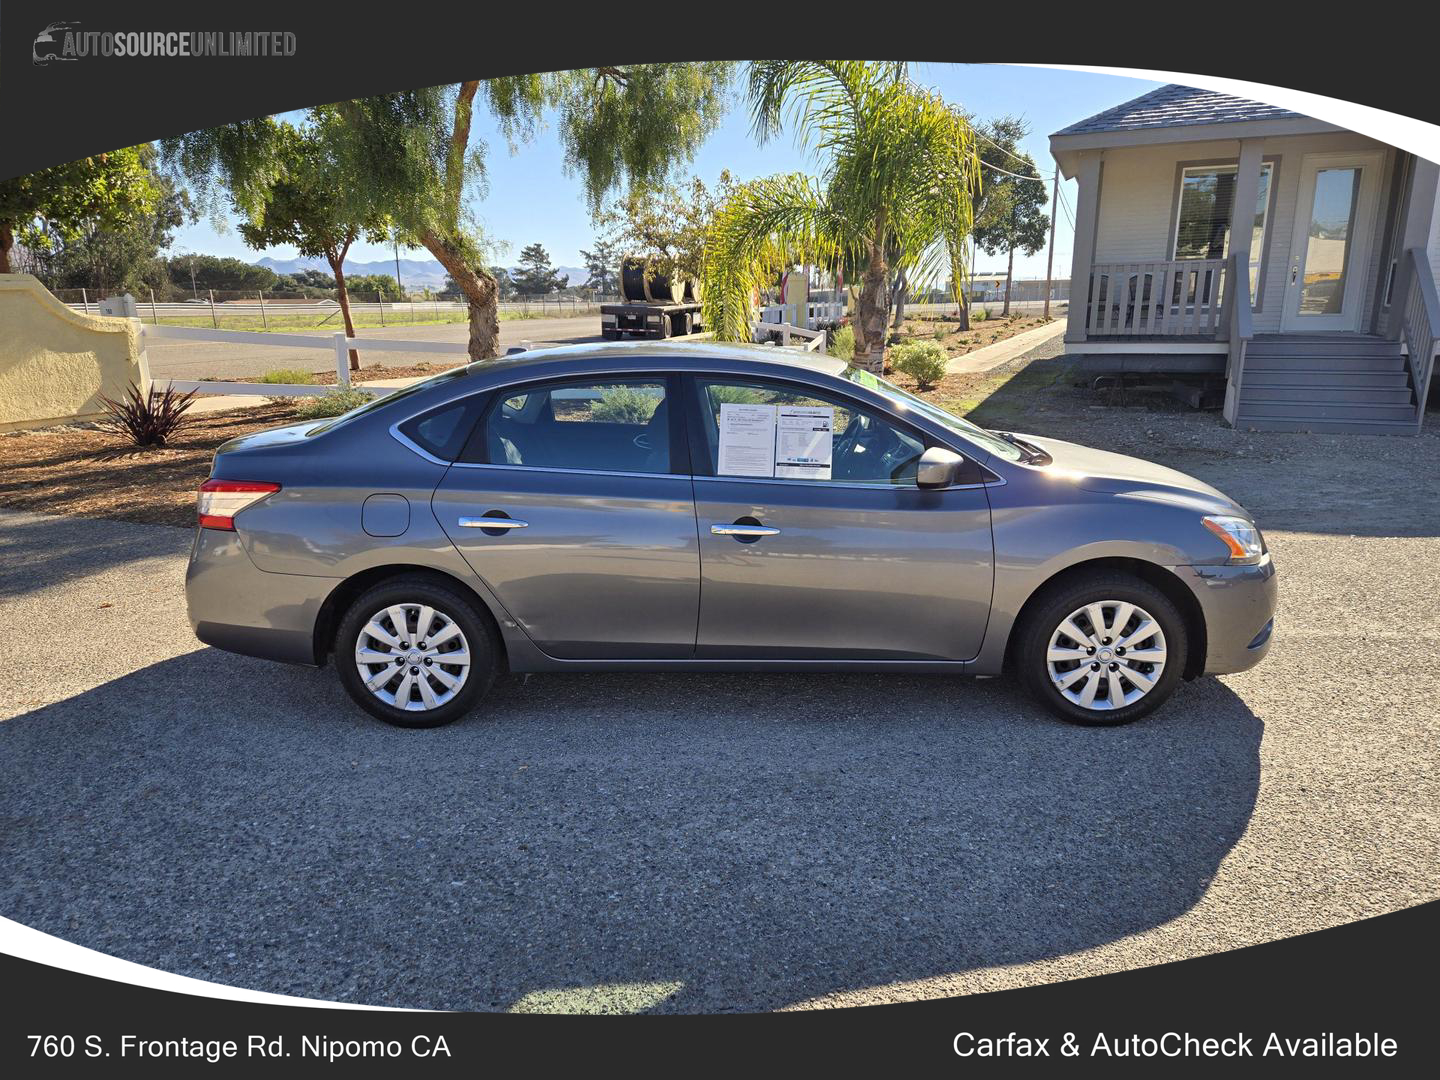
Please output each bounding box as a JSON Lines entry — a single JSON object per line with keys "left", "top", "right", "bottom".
{"left": 170, "top": 64, "right": 1162, "bottom": 281}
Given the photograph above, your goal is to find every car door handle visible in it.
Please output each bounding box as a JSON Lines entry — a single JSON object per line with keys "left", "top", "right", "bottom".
{"left": 459, "top": 516, "right": 529, "bottom": 529}
{"left": 710, "top": 523, "right": 780, "bottom": 537}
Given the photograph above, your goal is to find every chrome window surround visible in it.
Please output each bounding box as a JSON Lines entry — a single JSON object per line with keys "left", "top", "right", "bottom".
{"left": 385, "top": 363, "right": 1009, "bottom": 489}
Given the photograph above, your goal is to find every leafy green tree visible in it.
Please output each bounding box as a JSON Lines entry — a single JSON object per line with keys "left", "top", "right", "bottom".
{"left": 326, "top": 66, "right": 732, "bottom": 358}
{"left": 21, "top": 146, "right": 192, "bottom": 297}
{"left": 702, "top": 62, "right": 978, "bottom": 371}
{"left": 233, "top": 115, "right": 390, "bottom": 369}
{"left": 346, "top": 273, "right": 404, "bottom": 301}
{"left": 595, "top": 171, "right": 734, "bottom": 281}
{"left": 511, "top": 243, "right": 567, "bottom": 295}
{"left": 164, "top": 253, "right": 279, "bottom": 293}
{"left": 0, "top": 146, "right": 162, "bottom": 275}
{"left": 971, "top": 117, "right": 1050, "bottom": 316}
{"left": 489, "top": 266, "right": 516, "bottom": 300}
{"left": 580, "top": 238, "right": 622, "bottom": 295}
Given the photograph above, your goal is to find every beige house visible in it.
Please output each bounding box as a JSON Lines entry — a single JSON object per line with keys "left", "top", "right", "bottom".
{"left": 1050, "top": 84, "right": 1440, "bottom": 432}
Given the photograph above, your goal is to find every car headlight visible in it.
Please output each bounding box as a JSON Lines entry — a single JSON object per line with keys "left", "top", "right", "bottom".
{"left": 1202, "top": 515, "right": 1265, "bottom": 563}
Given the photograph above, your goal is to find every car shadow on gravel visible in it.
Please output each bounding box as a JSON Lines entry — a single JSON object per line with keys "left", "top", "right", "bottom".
{"left": 0, "top": 649, "right": 1260, "bottom": 1014}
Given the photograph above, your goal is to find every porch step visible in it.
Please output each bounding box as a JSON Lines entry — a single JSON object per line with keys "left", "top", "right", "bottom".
{"left": 1243, "top": 354, "right": 1406, "bottom": 372}
{"left": 1247, "top": 336, "right": 1399, "bottom": 357}
{"left": 1232, "top": 415, "right": 1420, "bottom": 435}
{"left": 1243, "top": 369, "right": 1411, "bottom": 389}
{"left": 1241, "top": 385, "right": 1414, "bottom": 405}
{"left": 1235, "top": 400, "right": 1416, "bottom": 422}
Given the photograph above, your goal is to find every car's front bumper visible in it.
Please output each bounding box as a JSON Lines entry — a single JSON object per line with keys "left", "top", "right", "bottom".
{"left": 186, "top": 527, "right": 338, "bottom": 665}
{"left": 1173, "top": 553, "right": 1278, "bottom": 675}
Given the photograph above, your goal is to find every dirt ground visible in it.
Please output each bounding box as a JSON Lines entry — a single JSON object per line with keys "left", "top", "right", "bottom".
{"left": 0, "top": 404, "right": 302, "bottom": 528}
{"left": 890, "top": 311, "right": 1054, "bottom": 357}
{"left": 203, "top": 359, "right": 467, "bottom": 386}
{"left": 4, "top": 335, "right": 1437, "bottom": 536}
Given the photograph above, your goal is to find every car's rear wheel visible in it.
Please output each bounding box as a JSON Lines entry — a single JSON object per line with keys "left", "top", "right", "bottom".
{"left": 1016, "top": 571, "right": 1188, "bottom": 726}
{"left": 334, "top": 576, "right": 498, "bottom": 728}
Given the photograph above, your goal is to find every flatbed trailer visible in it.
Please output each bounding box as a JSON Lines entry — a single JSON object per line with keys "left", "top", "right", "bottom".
{"left": 600, "top": 301, "right": 704, "bottom": 340}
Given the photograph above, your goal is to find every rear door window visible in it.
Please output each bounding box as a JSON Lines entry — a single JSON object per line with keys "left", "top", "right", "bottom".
{"left": 465, "top": 379, "right": 674, "bottom": 474}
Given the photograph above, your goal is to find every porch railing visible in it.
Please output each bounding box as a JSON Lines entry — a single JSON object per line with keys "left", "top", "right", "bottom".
{"left": 1396, "top": 246, "right": 1440, "bottom": 432}
{"left": 1085, "top": 259, "right": 1228, "bottom": 337}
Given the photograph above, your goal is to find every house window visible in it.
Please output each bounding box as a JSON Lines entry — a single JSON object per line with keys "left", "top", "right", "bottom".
{"left": 1173, "top": 162, "right": 1273, "bottom": 303}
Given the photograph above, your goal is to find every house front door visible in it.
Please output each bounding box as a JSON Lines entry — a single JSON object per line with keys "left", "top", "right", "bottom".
{"left": 1281, "top": 151, "right": 1384, "bottom": 332}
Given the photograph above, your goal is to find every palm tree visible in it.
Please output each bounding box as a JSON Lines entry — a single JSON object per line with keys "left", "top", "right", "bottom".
{"left": 702, "top": 61, "right": 979, "bottom": 372}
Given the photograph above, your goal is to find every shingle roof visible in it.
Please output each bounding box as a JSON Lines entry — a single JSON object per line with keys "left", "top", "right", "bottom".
{"left": 1054, "top": 84, "right": 1304, "bottom": 136}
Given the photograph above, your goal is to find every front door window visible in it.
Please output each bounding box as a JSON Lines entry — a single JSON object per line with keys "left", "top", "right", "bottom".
{"left": 1297, "top": 166, "right": 1362, "bottom": 317}
{"left": 1282, "top": 152, "right": 1383, "bottom": 332}
{"left": 695, "top": 379, "right": 925, "bottom": 486}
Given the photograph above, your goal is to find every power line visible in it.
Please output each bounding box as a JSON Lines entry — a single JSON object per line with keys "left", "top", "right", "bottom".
{"left": 978, "top": 158, "right": 1046, "bottom": 184}
{"left": 975, "top": 128, "right": 1039, "bottom": 169}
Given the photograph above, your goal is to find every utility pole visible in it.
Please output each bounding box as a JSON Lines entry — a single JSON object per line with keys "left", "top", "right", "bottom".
{"left": 189, "top": 255, "right": 198, "bottom": 300}
{"left": 393, "top": 234, "right": 403, "bottom": 298}
{"left": 1044, "top": 164, "right": 1059, "bottom": 320}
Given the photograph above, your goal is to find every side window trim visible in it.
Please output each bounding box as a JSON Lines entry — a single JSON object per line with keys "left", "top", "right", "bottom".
{"left": 455, "top": 372, "right": 687, "bottom": 477}
{"left": 683, "top": 373, "right": 966, "bottom": 487}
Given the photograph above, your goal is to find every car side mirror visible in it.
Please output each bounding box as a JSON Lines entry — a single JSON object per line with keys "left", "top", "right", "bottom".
{"left": 916, "top": 446, "right": 966, "bottom": 489}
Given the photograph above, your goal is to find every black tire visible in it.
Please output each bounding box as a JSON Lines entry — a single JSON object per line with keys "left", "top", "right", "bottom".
{"left": 1015, "top": 571, "right": 1188, "bottom": 727}
{"left": 334, "top": 575, "right": 499, "bottom": 728}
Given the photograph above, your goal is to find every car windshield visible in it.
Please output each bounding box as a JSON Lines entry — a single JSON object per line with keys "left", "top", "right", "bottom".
{"left": 843, "top": 366, "right": 1024, "bottom": 461}
{"left": 304, "top": 364, "right": 476, "bottom": 435}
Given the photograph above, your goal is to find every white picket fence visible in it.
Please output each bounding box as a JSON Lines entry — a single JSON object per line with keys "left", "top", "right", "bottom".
{"left": 142, "top": 324, "right": 471, "bottom": 399}
{"left": 142, "top": 319, "right": 827, "bottom": 401}
{"left": 759, "top": 301, "right": 846, "bottom": 329}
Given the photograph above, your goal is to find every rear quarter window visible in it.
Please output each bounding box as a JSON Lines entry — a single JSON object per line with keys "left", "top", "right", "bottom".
{"left": 396, "top": 396, "right": 488, "bottom": 462}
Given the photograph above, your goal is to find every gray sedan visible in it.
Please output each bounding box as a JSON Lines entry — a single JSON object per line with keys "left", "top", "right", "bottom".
{"left": 186, "top": 342, "right": 1276, "bottom": 727}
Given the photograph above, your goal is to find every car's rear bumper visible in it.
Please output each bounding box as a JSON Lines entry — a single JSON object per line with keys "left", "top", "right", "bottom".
{"left": 186, "top": 527, "right": 337, "bottom": 666}
{"left": 1173, "top": 553, "right": 1278, "bottom": 675}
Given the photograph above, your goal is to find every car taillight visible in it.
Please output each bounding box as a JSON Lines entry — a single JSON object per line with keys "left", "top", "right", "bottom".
{"left": 197, "top": 479, "right": 280, "bottom": 530}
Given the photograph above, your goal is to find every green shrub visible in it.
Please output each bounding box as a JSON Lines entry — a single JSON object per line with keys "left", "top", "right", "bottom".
{"left": 590, "top": 384, "right": 661, "bottom": 424}
{"left": 889, "top": 340, "right": 949, "bottom": 391}
{"left": 972, "top": 307, "right": 989, "bottom": 322}
{"left": 707, "top": 384, "right": 766, "bottom": 408}
{"left": 257, "top": 368, "right": 315, "bottom": 385}
{"left": 289, "top": 387, "right": 376, "bottom": 419}
{"left": 829, "top": 323, "right": 855, "bottom": 361}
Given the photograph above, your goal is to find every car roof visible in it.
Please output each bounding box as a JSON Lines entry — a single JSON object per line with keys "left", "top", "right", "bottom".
{"left": 464, "top": 340, "right": 850, "bottom": 380}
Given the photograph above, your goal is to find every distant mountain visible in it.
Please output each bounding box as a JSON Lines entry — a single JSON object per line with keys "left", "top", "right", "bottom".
{"left": 256, "top": 255, "right": 592, "bottom": 289}
{"left": 256, "top": 255, "right": 450, "bottom": 289}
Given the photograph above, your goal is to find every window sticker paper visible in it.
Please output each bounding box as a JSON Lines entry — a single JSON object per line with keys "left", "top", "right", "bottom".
{"left": 775, "top": 405, "right": 833, "bottom": 480}
{"left": 717, "top": 402, "right": 777, "bottom": 477}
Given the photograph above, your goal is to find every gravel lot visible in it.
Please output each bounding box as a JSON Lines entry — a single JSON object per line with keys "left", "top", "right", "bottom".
{"left": 1, "top": 347, "right": 1437, "bottom": 1013}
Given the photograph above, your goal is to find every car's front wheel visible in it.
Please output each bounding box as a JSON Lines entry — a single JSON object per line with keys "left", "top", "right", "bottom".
{"left": 1016, "top": 571, "right": 1188, "bottom": 726}
{"left": 334, "top": 576, "right": 499, "bottom": 728}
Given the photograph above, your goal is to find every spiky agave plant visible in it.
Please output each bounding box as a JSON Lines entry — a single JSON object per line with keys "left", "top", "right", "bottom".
{"left": 97, "top": 381, "right": 199, "bottom": 447}
{"left": 702, "top": 61, "right": 979, "bottom": 372}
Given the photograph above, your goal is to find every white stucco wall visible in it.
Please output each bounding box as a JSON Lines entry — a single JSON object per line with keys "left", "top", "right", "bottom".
{"left": 0, "top": 275, "right": 148, "bottom": 432}
{"left": 1092, "top": 132, "right": 1395, "bottom": 333}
